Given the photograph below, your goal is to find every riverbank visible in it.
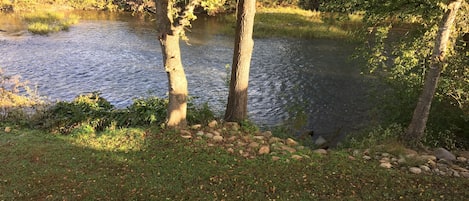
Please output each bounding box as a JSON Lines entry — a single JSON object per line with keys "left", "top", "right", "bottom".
{"left": 1, "top": 123, "right": 468, "bottom": 200}
{"left": 1, "top": 0, "right": 362, "bottom": 40}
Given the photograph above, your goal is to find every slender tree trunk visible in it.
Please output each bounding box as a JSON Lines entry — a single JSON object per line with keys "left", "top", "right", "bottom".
{"left": 404, "top": 0, "right": 462, "bottom": 145}
{"left": 156, "top": 0, "right": 188, "bottom": 128}
{"left": 224, "top": 0, "right": 256, "bottom": 122}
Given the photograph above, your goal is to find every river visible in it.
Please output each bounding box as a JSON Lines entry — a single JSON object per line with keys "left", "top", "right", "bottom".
{"left": 0, "top": 11, "right": 372, "bottom": 141}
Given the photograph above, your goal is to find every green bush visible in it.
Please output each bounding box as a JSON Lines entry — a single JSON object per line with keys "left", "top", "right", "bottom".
{"left": 38, "top": 93, "right": 215, "bottom": 134}
{"left": 40, "top": 92, "right": 114, "bottom": 134}
{"left": 121, "top": 96, "right": 168, "bottom": 127}
{"left": 187, "top": 102, "right": 215, "bottom": 125}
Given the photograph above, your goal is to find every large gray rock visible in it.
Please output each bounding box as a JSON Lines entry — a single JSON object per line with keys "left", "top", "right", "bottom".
{"left": 314, "top": 136, "right": 327, "bottom": 146}
{"left": 433, "top": 148, "right": 456, "bottom": 161}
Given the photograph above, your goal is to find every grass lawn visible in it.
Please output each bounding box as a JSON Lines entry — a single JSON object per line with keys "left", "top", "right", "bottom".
{"left": 1, "top": 126, "right": 468, "bottom": 200}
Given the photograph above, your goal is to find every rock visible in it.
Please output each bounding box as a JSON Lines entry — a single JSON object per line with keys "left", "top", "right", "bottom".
{"left": 272, "top": 156, "right": 281, "bottom": 161}
{"left": 348, "top": 156, "right": 356, "bottom": 160}
{"left": 213, "top": 136, "right": 223, "bottom": 142}
{"left": 420, "top": 154, "right": 437, "bottom": 161}
{"left": 312, "top": 149, "right": 327, "bottom": 155}
{"left": 268, "top": 137, "right": 282, "bottom": 144}
{"left": 262, "top": 131, "right": 273, "bottom": 138}
{"left": 212, "top": 131, "right": 221, "bottom": 136}
{"left": 190, "top": 124, "right": 202, "bottom": 130}
{"left": 204, "top": 133, "right": 214, "bottom": 139}
{"left": 280, "top": 145, "right": 297, "bottom": 153}
{"left": 224, "top": 122, "right": 240, "bottom": 131}
{"left": 456, "top": 157, "right": 467, "bottom": 163}
{"left": 352, "top": 150, "right": 360, "bottom": 156}
{"left": 248, "top": 142, "right": 259, "bottom": 148}
{"left": 196, "top": 131, "right": 205, "bottom": 136}
{"left": 434, "top": 148, "right": 456, "bottom": 161}
{"left": 380, "top": 162, "right": 392, "bottom": 169}
{"left": 180, "top": 130, "right": 191, "bottom": 135}
{"left": 253, "top": 135, "right": 265, "bottom": 140}
{"left": 227, "top": 136, "right": 237, "bottom": 142}
{"left": 381, "top": 153, "right": 390, "bottom": 157}
{"left": 427, "top": 160, "right": 437, "bottom": 168}
{"left": 409, "top": 167, "right": 422, "bottom": 174}
{"left": 419, "top": 165, "right": 431, "bottom": 172}
{"left": 4, "top": 127, "right": 11, "bottom": 133}
{"left": 291, "top": 155, "right": 303, "bottom": 160}
{"left": 314, "top": 136, "right": 327, "bottom": 146}
{"left": 363, "top": 155, "right": 372, "bottom": 160}
{"left": 181, "top": 135, "right": 192, "bottom": 139}
{"left": 286, "top": 138, "right": 299, "bottom": 146}
{"left": 457, "top": 151, "right": 469, "bottom": 159}
{"left": 208, "top": 120, "right": 218, "bottom": 128}
{"left": 460, "top": 172, "right": 469, "bottom": 178}
{"left": 450, "top": 165, "right": 469, "bottom": 173}
{"left": 258, "top": 146, "right": 270, "bottom": 155}
{"left": 438, "top": 159, "right": 451, "bottom": 165}
{"left": 379, "top": 158, "right": 390, "bottom": 163}
{"left": 227, "top": 148, "right": 234, "bottom": 153}
{"left": 297, "top": 146, "right": 305, "bottom": 150}
{"left": 241, "top": 136, "right": 252, "bottom": 143}
{"left": 236, "top": 141, "right": 247, "bottom": 147}
{"left": 397, "top": 157, "right": 406, "bottom": 164}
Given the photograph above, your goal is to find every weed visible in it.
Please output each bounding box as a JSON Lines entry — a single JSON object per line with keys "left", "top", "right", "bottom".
{"left": 341, "top": 124, "right": 404, "bottom": 149}
{"left": 23, "top": 11, "right": 79, "bottom": 35}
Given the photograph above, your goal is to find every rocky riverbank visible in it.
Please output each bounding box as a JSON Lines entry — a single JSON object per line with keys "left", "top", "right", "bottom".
{"left": 175, "top": 120, "right": 469, "bottom": 179}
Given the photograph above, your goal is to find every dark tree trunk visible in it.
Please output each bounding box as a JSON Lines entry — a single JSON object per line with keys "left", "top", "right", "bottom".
{"left": 404, "top": 0, "right": 462, "bottom": 145}
{"left": 224, "top": 0, "right": 256, "bottom": 122}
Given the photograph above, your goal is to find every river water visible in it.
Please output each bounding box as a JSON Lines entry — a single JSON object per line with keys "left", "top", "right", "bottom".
{"left": 0, "top": 11, "right": 372, "bottom": 140}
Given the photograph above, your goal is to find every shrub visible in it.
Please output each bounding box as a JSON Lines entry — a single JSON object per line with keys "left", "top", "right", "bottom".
{"left": 39, "top": 92, "right": 114, "bottom": 134}
{"left": 38, "top": 93, "right": 216, "bottom": 134}
{"left": 121, "top": 96, "right": 168, "bottom": 127}
{"left": 187, "top": 102, "right": 215, "bottom": 125}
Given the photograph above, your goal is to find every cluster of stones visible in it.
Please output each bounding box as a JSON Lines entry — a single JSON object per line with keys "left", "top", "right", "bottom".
{"left": 352, "top": 147, "right": 469, "bottom": 178}
{"left": 179, "top": 120, "right": 318, "bottom": 161}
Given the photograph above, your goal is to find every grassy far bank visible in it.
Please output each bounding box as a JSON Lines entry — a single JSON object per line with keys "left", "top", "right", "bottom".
{"left": 0, "top": 126, "right": 468, "bottom": 200}
{"left": 1, "top": 0, "right": 363, "bottom": 40}
{"left": 220, "top": 7, "right": 363, "bottom": 40}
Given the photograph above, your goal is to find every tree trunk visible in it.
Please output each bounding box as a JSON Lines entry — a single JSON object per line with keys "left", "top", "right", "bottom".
{"left": 404, "top": 0, "right": 462, "bottom": 145}
{"left": 156, "top": 0, "right": 188, "bottom": 128}
{"left": 224, "top": 0, "right": 256, "bottom": 122}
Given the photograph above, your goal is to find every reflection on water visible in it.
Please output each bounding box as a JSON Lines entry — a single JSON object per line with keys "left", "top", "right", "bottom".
{"left": 0, "top": 11, "right": 372, "bottom": 139}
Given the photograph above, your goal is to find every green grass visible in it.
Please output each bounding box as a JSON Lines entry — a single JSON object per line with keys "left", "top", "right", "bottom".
{"left": 221, "top": 7, "right": 363, "bottom": 40}
{"left": 23, "top": 11, "right": 79, "bottom": 35}
{"left": 1, "top": 126, "right": 468, "bottom": 200}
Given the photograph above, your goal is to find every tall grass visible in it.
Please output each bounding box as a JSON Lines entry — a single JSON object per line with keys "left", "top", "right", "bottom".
{"left": 23, "top": 11, "right": 79, "bottom": 34}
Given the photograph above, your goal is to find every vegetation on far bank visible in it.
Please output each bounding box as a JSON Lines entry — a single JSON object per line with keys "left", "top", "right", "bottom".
{"left": 220, "top": 7, "right": 363, "bottom": 40}
{"left": 22, "top": 11, "right": 79, "bottom": 34}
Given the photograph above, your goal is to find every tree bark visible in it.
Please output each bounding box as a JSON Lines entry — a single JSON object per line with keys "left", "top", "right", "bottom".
{"left": 404, "top": 0, "right": 462, "bottom": 145}
{"left": 156, "top": 0, "right": 188, "bottom": 128}
{"left": 224, "top": 0, "right": 256, "bottom": 122}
